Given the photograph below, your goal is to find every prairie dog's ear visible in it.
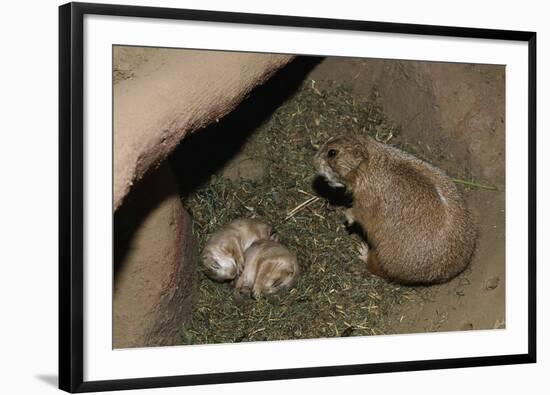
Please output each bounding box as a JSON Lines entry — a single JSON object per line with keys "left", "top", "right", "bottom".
{"left": 353, "top": 144, "right": 368, "bottom": 160}
{"left": 338, "top": 147, "right": 365, "bottom": 174}
{"left": 269, "top": 231, "right": 279, "bottom": 242}
{"left": 348, "top": 137, "right": 368, "bottom": 162}
{"left": 344, "top": 156, "right": 369, "bottom": 185}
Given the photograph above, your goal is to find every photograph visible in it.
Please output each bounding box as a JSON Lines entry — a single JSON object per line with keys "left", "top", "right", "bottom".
{"left": 112, "top": 46, "right": 506, "bottom": 349}
{"left": 1, "top": 0, "right": 545, "bottom": 393}
{"left": 57, "top": 1, "right": 537, "bottom": 392}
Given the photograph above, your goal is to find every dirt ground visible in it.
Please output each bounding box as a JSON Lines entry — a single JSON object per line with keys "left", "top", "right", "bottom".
{"left": 308, "top": 57, "right": 505, "bottom": 333}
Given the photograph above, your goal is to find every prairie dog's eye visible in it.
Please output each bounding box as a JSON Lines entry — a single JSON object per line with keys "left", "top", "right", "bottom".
{"left": 327, "top": 149, "right": 338, "bottom": 158}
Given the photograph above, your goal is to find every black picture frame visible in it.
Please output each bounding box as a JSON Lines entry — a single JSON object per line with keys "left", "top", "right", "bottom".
{"left": 59, "top": 2, "right": 537, "bottom": 393}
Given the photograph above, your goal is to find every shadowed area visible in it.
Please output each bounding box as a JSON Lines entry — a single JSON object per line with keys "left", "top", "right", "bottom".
{"left": 171, "top": 56, "right": 323, "bottom": 196}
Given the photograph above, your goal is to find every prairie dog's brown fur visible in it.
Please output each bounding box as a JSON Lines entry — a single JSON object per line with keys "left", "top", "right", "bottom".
{"left": 202, "top": 219, "right": 277, "bottom": 282}
{"left": 235, "top": 240, "right": 299, "bottom": 298}
{"left": 314, "top": 134, "right": 476, "bottom": 284}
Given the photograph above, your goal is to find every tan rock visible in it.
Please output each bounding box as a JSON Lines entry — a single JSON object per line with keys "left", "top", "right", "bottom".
{"left": 113, "top": 46, "right": 294, "bottom": 210}
{"left": 113, "top": 163, "right": 196, "bottom": 348}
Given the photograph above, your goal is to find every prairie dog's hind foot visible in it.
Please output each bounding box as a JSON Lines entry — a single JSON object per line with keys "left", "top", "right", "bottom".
{"left": 344, "top": 208, "right": 355, "bottom": 227}
{"left": 234, "top": 270, "right": 253, "bottom": 296}
{"left": 357, "top": 242, "right": 370, "bottom": 263}
{"left": 345, "top": 208, "right": 368, "bottom": 236}
{"left": 357, "top": 242, "right": 386, "bottom": 279}
{"left": 234, "top": 284, "right": 252, "bottom": 301}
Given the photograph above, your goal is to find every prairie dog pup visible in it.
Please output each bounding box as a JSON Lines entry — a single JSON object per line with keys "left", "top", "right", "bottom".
{"left": 202, "top": 219, "right": 277, "bottom": 282}
{"left": 314, "top": 134, "right": 476, "bottom": 284}
{"left": 235, "top": 240, "right": 299, "bottom": 298}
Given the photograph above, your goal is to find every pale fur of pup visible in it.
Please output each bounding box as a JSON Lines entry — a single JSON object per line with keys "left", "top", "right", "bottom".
{"left": 202, "top": 219, "right": 277, "bottom": 282}
{"left": 314, "top": 134, "right": 476, "bottom": 284}
{"left": 235, "top": 240, "right": 299, "bottom": 298}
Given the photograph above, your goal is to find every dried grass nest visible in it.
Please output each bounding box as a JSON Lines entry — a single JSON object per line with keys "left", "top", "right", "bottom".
{"left": 179, "top": 80, "right": 474, "bottom": 345}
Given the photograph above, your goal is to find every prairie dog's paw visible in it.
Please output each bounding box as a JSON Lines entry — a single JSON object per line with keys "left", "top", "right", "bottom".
{"left": 344, "top": 209, "right": 355, "bottom": 227}
{"left": 357, "top": 242, "right": 370, "bottom": 264}
{"left": 235, "top": 283, "right": 252, "bottom": 298}
{"left": 252, "top": 287, "right": 262, "bottom": 300}
{"left": 269, "top": 231, "right": 279, "bottom": 242}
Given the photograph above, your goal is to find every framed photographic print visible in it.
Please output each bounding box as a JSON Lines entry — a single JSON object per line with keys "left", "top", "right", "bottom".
{"left": 59, "top": 2, "right": 537, "bottom": 393}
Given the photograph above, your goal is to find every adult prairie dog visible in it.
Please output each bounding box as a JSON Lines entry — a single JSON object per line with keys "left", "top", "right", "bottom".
{"left": 201, "top": 219, "right": 277, "bottom": 282}
{"left": 314, "top": 134, "right": 476, "bottom": 284}
{"left": 235, "top": 240, "right": 299, "bottom": 298}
